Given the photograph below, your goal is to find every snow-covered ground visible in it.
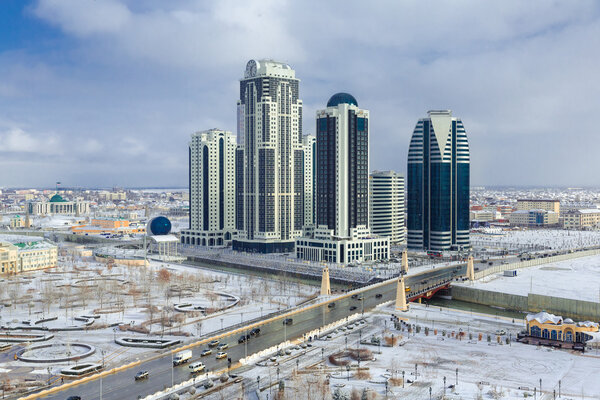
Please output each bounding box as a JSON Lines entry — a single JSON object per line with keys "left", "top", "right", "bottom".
{"left": 187, "top": 302, "right": 600, "bottom": 400}
{"left": 471, "top": 229, "right": 600, "bottom": 251}
{"left": 457, "top": 254, "right": 600, "bottom": 302}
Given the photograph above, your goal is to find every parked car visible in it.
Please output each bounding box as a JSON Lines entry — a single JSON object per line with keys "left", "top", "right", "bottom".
{"left": 134, "top": 370, "right": 149, "bottom": 380}
{"left": 66, "top": 397, "right": 82, "bottom": 400}
{"left": 250, "top": 328, "right": 261, "bottom": 336}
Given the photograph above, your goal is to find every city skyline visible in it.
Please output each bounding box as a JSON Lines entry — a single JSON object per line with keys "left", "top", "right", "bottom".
{"left": 1, "top": 1, "right": 600, "bottom": 188}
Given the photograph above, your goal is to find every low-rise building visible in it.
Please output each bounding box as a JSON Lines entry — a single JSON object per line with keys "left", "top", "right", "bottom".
{"left": 295, "top": 225, "right": 389, "bottom": 264}
{"left": 469, "top": 210, "right": 495, "bottom": 222}
{"left": 517, "top": 199, "right": 560, "bottom": 217}
{"left": 563, "top": 209, "right": 600, "bottom": 230}
{"left": 509, "top": 209, "right": 559, "bottom": 227}
{"left": 0, "top": 236, "right": 57, "bottom": 275}
{"left": 29, "top": 194, "right": 90, "bottom": 216}
{"left": 526, "top": 311, "right": 598, "bottom": 344}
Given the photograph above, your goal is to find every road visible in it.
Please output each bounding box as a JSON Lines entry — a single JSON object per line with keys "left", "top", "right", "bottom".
{"left": 34, "top": 264, "right": 465, "bottom": 400}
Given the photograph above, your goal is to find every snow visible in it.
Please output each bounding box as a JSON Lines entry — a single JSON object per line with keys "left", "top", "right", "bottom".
{"left": 457, "top": 254, "right": 600, "bottom": 302}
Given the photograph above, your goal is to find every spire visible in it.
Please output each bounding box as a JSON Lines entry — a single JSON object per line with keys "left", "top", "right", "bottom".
{"left": 401, "top": 249, "right": 409, "bottom": 275}
{"left": 467, "top": 256, "right": 475, "bottom": 281}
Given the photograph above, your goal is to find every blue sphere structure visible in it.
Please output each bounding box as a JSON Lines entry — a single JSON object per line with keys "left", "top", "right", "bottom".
{"left": 148, "top": 216, "right": 172, "bottom": 236}
{"left": 326, "top": 92, "right": 358, "bottom": 108}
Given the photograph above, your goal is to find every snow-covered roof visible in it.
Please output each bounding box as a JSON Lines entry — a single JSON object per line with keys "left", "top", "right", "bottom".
{"left": 526, "top": 311, "right": 562, "bottom": 325}
{"left": 578, "top": 321, "right": 599, "bottom": 328}
{"left": 578, "top": 209, "right": 600, "bottom": 214}
{"left": 149, "top": 234, "right": 179, "bottom": 243}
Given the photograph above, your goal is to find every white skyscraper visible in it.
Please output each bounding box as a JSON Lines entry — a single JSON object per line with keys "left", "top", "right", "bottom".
{"left": 302, "top": 134, "right": 316, "bottom": 228}
{"left": 370, "top": 170, "right": 405, "bottom": 244}
{"left": 181, "top": 129, "right": 237, "bottom": 246}
{"left": 234, "top": 59, "right": 305, "bottom": 253}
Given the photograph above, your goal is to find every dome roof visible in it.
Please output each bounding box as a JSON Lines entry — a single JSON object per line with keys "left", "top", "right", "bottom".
{"left": 49, "top": 194, "right": 67, "bottom": 203}
{"left": 148, "top": 216, "right": 172, "bottom": 236}
{"left": 327, "top": 92, "right": 358, "bottom": 108}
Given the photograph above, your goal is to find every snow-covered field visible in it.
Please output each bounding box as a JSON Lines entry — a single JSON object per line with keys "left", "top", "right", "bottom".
{"left": 472, "top": 229, "right": 600, "bottom": 251}
{"left": 457, "top": 254, "right": 600, "bottom": 302}
{"left": 0, "top": 251, "right": 318, "bottom": 389}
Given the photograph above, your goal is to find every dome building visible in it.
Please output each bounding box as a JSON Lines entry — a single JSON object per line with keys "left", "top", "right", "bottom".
{"left": 28, "top": 193, "right": 90, "bottom": 216}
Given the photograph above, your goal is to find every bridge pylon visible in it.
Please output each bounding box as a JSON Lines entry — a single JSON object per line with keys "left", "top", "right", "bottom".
{"left": 320, "top": 266, "right": 331, "bottom": 296}
{"left": 467, "top": 256, "right": 475, "bottom": 281}
{"left": 401, "top": 249, "right": 409, "bottom": 274}
{"left": 395, "top": 276, "right": 408, "bottom": 312}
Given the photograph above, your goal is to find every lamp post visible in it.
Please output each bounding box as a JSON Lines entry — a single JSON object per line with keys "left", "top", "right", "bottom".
{"left": 455, "top": 368, "right": 458, "bottom": 386}
{"left": 559, "top": 380, "right": 561, "bottom": 397}
{"left": 171, "top": 352, "right": 174, "bottom": 387}
{"left": 443, "top": 376, "right": 446, "bottom": 395}
{"left": 346, "top": 365, "right": 350, "bottom": 381}
{"left": 402, "top": 371, "right": 405, "bottom": 388}
{"left": 540, "top": 378, "right": 542, "bottom": 394}
{"left": 257, "top": 375, "right": 260, "bottom": 392}
{"left": 415, "top": 363, "right": 418, "bottom": 381}
{"left": 429, "top": 386, "right": 432, "bottom": 400}
{"left": 277, "top": 367, "right": 280, "bottom": 384}
{"left": 220, "top": 318, "right": 224, "bottom": 330}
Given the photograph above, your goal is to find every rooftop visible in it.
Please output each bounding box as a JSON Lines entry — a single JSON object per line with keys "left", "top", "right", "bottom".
{"left": 326, "top": 92, "right": 358, "bottom": 108}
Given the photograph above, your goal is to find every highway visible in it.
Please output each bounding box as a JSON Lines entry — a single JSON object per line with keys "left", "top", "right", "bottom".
{"left": 30, "top": 263, "right": 466, "bottom": 400}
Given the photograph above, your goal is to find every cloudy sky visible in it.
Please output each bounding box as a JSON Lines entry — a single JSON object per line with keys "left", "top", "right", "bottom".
{"left": 1, "top": 0, "right": 599, "bottom": 188}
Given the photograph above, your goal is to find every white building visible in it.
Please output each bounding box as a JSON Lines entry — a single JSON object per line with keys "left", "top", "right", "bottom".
{"left": 303, "top": 134, "right": 316, "bottom": 228}
{"left": 29, "top": 194, "right": 90, "bottom": 216}
{"left": 369, "top": 170, "right": 405, "bottom": 244}
{"left": 296, "top": 93, "right": 389, "bottom": 263}
{"left": 234, "top": 60, "right": 305, "bottom": 253}
{"left": 181, "top": 129, "right": 237, "bottom": 246}
{"left": 0, "top": 236, "right": 58, "bottom": 276}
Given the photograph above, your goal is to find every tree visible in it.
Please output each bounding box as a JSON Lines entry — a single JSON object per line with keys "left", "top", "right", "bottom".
{"left": 157, "top": 268, "right": 171, "bottom": 284}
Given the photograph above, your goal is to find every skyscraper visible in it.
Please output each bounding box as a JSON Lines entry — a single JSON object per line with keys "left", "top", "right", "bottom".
{"left": 407, "top": 110, "right": 470, "bottom": 251}
{"left": 302, "top": 134, "right": 316, "bottom": 228}
{"left": 233, "top": 59, "right": 304, "bottom": 253}
{"left": 296, "top": 93, "right": 389, "bottom": 263}
{"left": 370, "top": 170, "right": 405, "bottom": 244}
{"left": 181, "top": 129, "right": 237, "bottom": 246}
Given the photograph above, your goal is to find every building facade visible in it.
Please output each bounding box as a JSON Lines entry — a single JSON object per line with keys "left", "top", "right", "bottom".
{"left": 526, "top": 311, "right": 598, "bottom": 344}
{"left": 0, "top": 237, "right": 57, "bottom": 276}
{"left": 509, "top": 209, "right": 559, "bottom": 227}
{"left": 234, "top": 60, "right": 305, "bottom": 253}
{"left": 302, "top": 134, "right": 316, "bottom": 228}
{"left": 407, "top": 110, "right": 470, "bottom": 251}
{"left": 517, "top": 199, "right": 560, "bottom": 217}
{"left": 369, "top": 170, "right": 405, "bottom": 244}
{"left": 29, "top": 194, "right": 90, "bottom": 216}
{"left": 0, "top": 242, "right": 18, "bottom": 275}
{"left": 181, "top": 129, "right": 237, "bottom": 246}
{"left": 563, "top": 209, "right": 600, "bottom": 230}
{"left": 296, "top": 93, "right": 389, "bottom": 263}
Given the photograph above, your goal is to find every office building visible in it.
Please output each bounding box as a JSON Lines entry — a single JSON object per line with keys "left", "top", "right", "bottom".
{"left": 234, "top": 60, "right": 305, "bottom": 253}
{"left": 296, "top": 93, "right": 389, "bottom": 263}
{"left": 28, "top": 194, "right": 90, "bottom": 216}
{"left": 181, "top": 129, "right": 237, "bottom": 246}
{"left": 517, "top": 199, "right": 560, "bottom": 217}
{"left": 407, "top": 110, "right": 470, "bottom": 251}
{"left": 0, "top": 236, "right": 58, "bottom": 276}
{"left": 509, "top": 209, "right": 559, "bottom": 227}
{"left": 563, "top": 209, "right": 600, "bottom": 230}
{"left": 369, "top": 170, "right": 405, "bottom": 244}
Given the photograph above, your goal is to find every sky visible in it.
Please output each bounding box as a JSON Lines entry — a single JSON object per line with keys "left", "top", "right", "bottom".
{"left": 1, "top": 0, "right": 599, "bottom": 188}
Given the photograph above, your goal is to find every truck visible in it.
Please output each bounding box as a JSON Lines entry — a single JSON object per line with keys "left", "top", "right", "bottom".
{"left": 173, "top": 350, "right": 193, "bottom": 366}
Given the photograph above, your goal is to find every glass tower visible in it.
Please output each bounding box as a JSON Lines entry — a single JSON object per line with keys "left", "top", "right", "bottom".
{"left": 407, "top": 110, "right": 470, "bottom": 251}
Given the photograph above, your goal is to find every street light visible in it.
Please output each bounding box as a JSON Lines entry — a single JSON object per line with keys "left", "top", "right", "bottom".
{"left": 346, "top": 365, "right": 350, "bottom": 381}
{"left": 402, "top": 371, "right": 405, "bottom": 388}
{"left": 443, "top": 376, "right": 446, "bottom": 395}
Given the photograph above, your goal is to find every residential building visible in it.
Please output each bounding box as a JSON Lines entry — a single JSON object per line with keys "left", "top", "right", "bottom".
{"left": 563, "top": 209, "right": 600, "bottom": 230}
{"left": 0, "top": 242, "right": 18, "bottom": 275}
{"left": 29, "top": 194, "right": 90, "bottom": 216}
{"left": 296, "top": 93, "right": 389, "bottom": 263}
{"left": 369, "top": 170, "right": 405, "bottom": 244}
{"left": 508, "top": 209, "right": 559, "bottom": 227}
{"left": 469, "top": 210, "right": 495, "bottom": 222}
{"left": 516, "top": 199, "right": 560, "bottom": 217}
{"left": 0, "top": 236, "right": 57, "bottom": 275}
{"left": 181, "top": 129, "right": 237, "bottom": 246}
{"left": 234, "top": 60, "right": 305, "bottom": 253}
{"left": 407, "top": 110, "right": 470, "bottom": 251}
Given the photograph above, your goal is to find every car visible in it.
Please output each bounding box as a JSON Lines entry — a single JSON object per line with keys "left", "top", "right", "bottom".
{"left": 66, "top": 397, "right": 82, "bottom": 400}
{"left": 488, "top": 262, "right": 493, "bottom": 265}
{"left": 250, "top": 328, "right": 261, "bottom": 336}
{"left": 349, "top": 306, "right": 357, "bottom": 311}
{"left": 201, "top": 348, "right": 212, "bottom": 356}
{"left": 203, "top": 379, "right": 214, "bottom": 389}
{"left": 134, "top": 370, "right": 149, "bottom": 380}
{"left": 375, "top": 293, "right": 383, "bottom": 299}
{"left": 351, "top": 294, "right": 358, "bottom": 299}
{"left": 238, "top": 335, "right": 249, "bottom": 344}
{"left": 300, "top": 343, "right": 308, "bottom": 349}
{"left": 208, "top": 339, "right": 220, "bottom": 347}
{"left": 189, "top": 362, "right": 206, "bottom": 373}
{"left": 216, "top": 352, "right": 227, "bottom": 359}
{"left": 495, "top": 329, "right": 506, "bottom": 336}
{"left": 328, "top": 303, "right": 335, "bottom": 308}
{"left": 356, "top": 295, "right": 363, "bottom": 301}
{"left": 216, "top": 343, "right": 228, "bottom": 350}
{"left": 283, "top": 318, "right": 293, "bottom": 325}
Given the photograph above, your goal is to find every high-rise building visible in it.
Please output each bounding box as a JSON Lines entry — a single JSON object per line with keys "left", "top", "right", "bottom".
{"left": 181, "top": 129, "right": 237, "bottom": 246}
{"left": 407, "top": 110, "right": 470, "bottom": 251}
{"left": 302, "top": 134, "right": 316, "bottom": 228}
{"left": 233, "top": 59, "right": 305, "bottom": 253}
{"left": 296, "top": 93, "right": 389, "bottom": 264}
{"left": 370, "top": 170, "right": 405, "bottom": 244}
